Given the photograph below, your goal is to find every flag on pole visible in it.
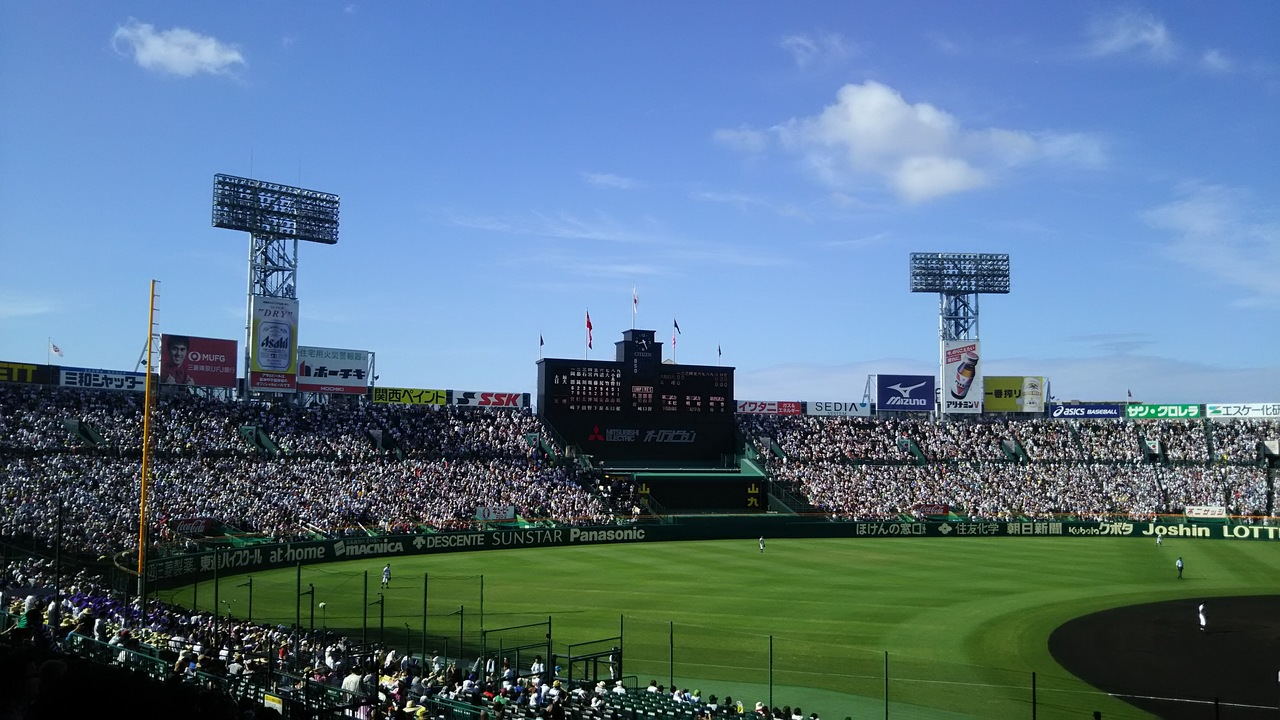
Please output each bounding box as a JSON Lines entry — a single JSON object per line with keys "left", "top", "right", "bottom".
{"left": 586, "top": 310, "right": 593, "bottom": 349}
{"left": 673, "top": 318, "right": 681, "bottom": 334}
{"left": 1127, "top": 389, "right": 1133, "bottom": 399}
{"left": 539, "top": 334, "right": 544, "bottom": 348}
{"left": 717, "top": 344, "right": 721, "bottom": 358}
{"left": 49, "top": 340, "right": 63, "bottom": 357}
{"left": 633, "top": 286, "right": 638, "bottom": 313}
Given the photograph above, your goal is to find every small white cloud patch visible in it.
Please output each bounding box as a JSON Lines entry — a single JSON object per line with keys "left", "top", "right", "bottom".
{"left": 112, "top": 19, "right": 245, "bottom": 77}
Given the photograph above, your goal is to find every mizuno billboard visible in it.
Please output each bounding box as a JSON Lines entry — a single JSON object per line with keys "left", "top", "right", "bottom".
{"left": 876, "top": 375, "right": 935, "bottom": 413}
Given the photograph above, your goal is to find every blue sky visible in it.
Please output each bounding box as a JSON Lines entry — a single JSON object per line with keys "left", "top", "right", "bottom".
{"left": 2, "top": 2, "right": 1278, "bottom": 404}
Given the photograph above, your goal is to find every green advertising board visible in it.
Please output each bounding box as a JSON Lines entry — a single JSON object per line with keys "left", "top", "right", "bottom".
{"left": 1125, "top": 403, "right": 1201, "bottom": 419}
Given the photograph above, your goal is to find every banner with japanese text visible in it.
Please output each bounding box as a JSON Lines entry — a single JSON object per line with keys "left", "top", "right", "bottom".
{"left": 983, "top": 376, "right": 1045, "bottom": 413}
{"left": 942, "top": 339, "right": 982, "bottom": 414}
{"left": 248, "top": 295, "right": 299, "bottom": 392}
{"left": 297, "top": 346, "right": 370, "bottom": 395}
{"left": 161, "top": 335, "right": 237, "bottom": 388}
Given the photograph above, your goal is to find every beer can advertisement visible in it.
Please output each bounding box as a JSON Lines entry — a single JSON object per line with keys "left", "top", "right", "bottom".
{"left": 983, "top": 376, "right": 1045, "bottom": 413}
{"left": 160, "top": 335, "right": 238, "bottom": 388}
{"left": 297, "top": 346, "right": 370, "bottom": 395}
{"left": 942, "top": 339, "right": 982, "bottom": 414}
{"left": 249, "top": 295, "right": 298, "bottom": 392}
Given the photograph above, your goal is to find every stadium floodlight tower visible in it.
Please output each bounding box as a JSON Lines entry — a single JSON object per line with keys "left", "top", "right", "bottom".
{"left": 212, "top": 174, "right": 339, "bottom": 397}
{"left": 909, "top": 253, "right": 1010, "bottom": 416}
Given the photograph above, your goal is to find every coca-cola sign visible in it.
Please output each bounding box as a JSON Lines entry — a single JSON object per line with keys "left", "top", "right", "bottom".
{"left": 171, "top": 517, "right": 220, "bottom": 537}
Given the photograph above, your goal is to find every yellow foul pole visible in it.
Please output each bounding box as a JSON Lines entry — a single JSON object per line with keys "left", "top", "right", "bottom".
{"left": 137, "top": 280, "right": 158, "bottom": 576}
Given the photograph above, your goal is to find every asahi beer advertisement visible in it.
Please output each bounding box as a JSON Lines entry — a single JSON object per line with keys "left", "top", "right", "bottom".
{"left": 161, "top": 335, "right": 238, "bottom": 388}
{"left": 983, "top": 376, "right": 1045, "bottom": 413}
{"left": 249, "top": 296, "right": 299, "bottom": 392}
{"left": 297, "top": 346, "right": 370, "bottom": 395}
{"left": 943, "top": 340, "right": 982, "bottom": 414}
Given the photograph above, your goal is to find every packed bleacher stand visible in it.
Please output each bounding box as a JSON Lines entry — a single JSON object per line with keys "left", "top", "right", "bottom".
{"left": 2, "top": 382, "right": 1278, "bottom": 718}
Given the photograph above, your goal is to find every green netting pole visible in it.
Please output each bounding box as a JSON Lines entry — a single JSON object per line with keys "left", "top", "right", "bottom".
{"left": 669, "top": 621, "right": 674, "bottom": 688}
{"left": 884, "top": 651, "right": 889, "bottom": 720}
{"left": 430, "top": 568, "right": 435, "bottom": 661}
{"left": 459, "top": 605, "right": 465, "bottom": 657}
{"left": 421, "top": 572, "right": 428, "bottom": 660}
{"left": 1032, "top": 671, "right": 1037, "bottom": 719}
{"left": 768, "top": 635, "right": 774, "bottom": 711}
{"left": 480, "top": 574, "right": 485, "bottom": 631}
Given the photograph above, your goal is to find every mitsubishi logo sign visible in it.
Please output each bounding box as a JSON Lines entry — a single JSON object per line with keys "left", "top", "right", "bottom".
{"left": 587, "top": 426, "right": 605, "bottom": 442}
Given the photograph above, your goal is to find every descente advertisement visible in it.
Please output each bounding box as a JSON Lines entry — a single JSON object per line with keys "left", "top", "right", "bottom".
{"left": 145, "top": 520, "right": 1280, "bottom": 588}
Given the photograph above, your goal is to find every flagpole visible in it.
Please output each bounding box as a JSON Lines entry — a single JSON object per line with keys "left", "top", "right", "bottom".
{"left": 47, "top": 337, "right": 50, "bottom": 365}
{"left": 632, "top": 286, "right": 637, "bottom": 329}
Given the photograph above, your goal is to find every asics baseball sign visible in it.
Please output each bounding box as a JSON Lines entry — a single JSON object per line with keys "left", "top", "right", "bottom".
{"left": 876, "top": 375, "right": 935, "bottom": 413}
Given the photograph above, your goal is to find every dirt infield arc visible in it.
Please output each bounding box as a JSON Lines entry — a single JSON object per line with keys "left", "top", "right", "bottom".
{"left": 1049, "top": 595, "right": 1280, "bottom": 719}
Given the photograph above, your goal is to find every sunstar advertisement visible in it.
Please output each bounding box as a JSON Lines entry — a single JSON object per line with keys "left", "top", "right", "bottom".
{"left": 249, "top": 296, "right": 299, "bottom": 392}
{"left": 943, "top": 340, "right": 982, "bottom": 414}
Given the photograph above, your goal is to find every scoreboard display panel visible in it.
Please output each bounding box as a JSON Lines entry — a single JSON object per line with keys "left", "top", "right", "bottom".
{"left": 537, "top": 329, "right": 735, "bottom": 462}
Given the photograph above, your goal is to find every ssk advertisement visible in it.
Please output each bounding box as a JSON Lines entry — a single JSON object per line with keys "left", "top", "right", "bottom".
{"left": 983, "top": 376, "right": 1045, "bottom": 413}
{"left": 943, "top": 340, "right": 982, "bottom": 414}
{"left": 449, "top": 390, "right": 531, "bottom": 409}
{"left": 249, "top": 296, "right": 299, "bottom": 392}
{"left": 161, "top": 335, "right": 237, "bottom": 388}
{"left": 876, "top": 375, "right": 935, "bottom": 413}
{"left": 297, "top": 346, "right": 370, "bottom": 395}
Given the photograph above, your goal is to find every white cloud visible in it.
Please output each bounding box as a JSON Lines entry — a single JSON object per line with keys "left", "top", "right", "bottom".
{"left": 0, "top": 292, "right": 56, "bottom": 320}
{"left": 1200, "top": 49, "right": 1233, "bottom": 73}
{"left": 112, "top": 19, "right": 245, "bottom": 77}
{"left": 761, "top": 81, "right": 1102, "bottom": 203}
{"left": 780, "top": 32, "right": 854, "bottom": 68}
{"left": 692, "top": 191, "right": 809, "bottom": 221}
{"left": 1084, "top": 9, "right": 1177, "bottom": 61}
{"left": 1144, "top": 185, "right": 1280, "bottom": 304}
{"left": 712, "top": 126, "right": 769, "bottom": 154}
{"left": 582, "top": 172, "right": 640, "bottom": 190}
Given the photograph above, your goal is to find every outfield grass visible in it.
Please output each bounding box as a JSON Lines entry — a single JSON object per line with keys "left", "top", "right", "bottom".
{"left": 163, "top": 536, "right": 1280, "bottom": 719}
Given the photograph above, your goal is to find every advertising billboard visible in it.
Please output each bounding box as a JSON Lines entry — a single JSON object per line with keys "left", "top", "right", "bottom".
{"left": 161, "top": 335, "right": 237, "bottom": 388}
{"left": 1205, "top": 403, "right": 1280, "bottom": 420}
{"left": 983, "top": 376, "right": 1046, "bottom": 413}
{"left": 805, "top": 401, "right": 872, "bottom": 417}
{"left": 876, "top": 375, "right": 935, "bottom": 413}
{"left": 449, "top": 391, "right": 531, "bottom": 409}
{"left": 372, "top": 387, "right": 447, "bottom": 406}
{"left": 60, "top": 367, "right": 145, "bottom": 392}
{"left": 735, "top": 400, "right": 803, "bottom": 415}
{"left": 1048, "top": 403, "right": 1125, "bottom": 419}
{"left": 942, "top": 340, "right": 982, "bottom": 414}
{"left": 248, "top": 296, "right": 299, "bottom": 392}
{"left": 1125, "top": 404, "right": 1201, "bottom": 420}
{"left": 297, "top": 346, "right": 370, "bottom": 395}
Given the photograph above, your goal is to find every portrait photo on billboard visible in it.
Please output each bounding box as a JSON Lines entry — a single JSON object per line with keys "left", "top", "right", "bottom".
{"left": 160, "top": 334, "right": 237, "bottom": 388}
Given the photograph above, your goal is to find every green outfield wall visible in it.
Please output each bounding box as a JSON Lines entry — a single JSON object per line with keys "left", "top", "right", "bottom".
{"left": 145, "top": 516, "right": 1280, "bottom": 590}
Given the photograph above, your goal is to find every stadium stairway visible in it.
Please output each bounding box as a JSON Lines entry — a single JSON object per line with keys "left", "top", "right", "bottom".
{"left": 237, "top": 425, "right": 280, "bottom": 458}
{"left": 62, "top": 418, "right": 105, "bottom": 448}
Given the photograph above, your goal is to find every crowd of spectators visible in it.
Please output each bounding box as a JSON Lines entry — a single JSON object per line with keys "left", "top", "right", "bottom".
{"left": 2, "top": 384, "right": 1278, "bottom": 560}
{"left": 0, "top": 385, "right": 614, "bottom": 556}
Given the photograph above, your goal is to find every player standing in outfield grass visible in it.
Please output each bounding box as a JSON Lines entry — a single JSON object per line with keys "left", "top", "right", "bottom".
{"left": 1156, "top": 534, "right": 1162, "bottom": 547}
{"left": 382, "top": 563, "right": 391, "bottom": 588}
{"left": 759, "top": 536, "right": 765, "bottom": 554}
{"left": 1176, "top": 556, "right": 1184, "bottom": 578}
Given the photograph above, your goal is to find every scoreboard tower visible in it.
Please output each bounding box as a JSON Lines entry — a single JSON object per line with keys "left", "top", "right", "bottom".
{"left": 537, "top": 329, "right": 736, "bottom": 464}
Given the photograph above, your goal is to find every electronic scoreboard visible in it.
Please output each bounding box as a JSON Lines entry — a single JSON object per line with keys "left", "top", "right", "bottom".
{"left": 537, "top": 329, "right": 735, "bottom": 462}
